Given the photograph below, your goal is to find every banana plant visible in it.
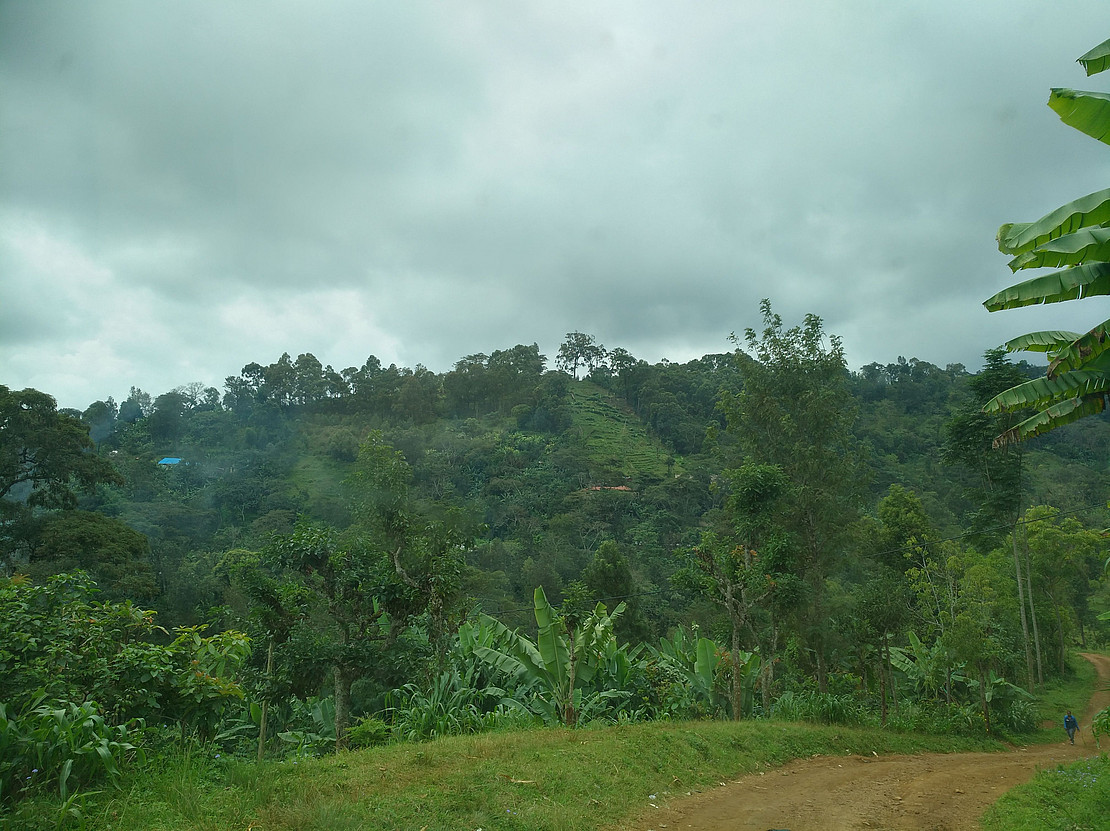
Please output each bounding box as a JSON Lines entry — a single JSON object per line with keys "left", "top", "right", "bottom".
{"left": 461, "top": 587, "right": 627, "bottom": 727}
{"left": 888, "top": 631, "right": 964, "bottom": 702}
{"left": 984, "top": 36, "right": 1110, "bottom": 443}
{"left": 649, "top": 625, "right": 729, "bottom": 717}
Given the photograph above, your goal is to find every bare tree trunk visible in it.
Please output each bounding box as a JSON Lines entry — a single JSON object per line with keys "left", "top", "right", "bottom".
{"left": 724, "top": 577, "right": 747, "bottom": 720}
{"left": 1057, "top": 605, "right": 1066, "bottom": 676}
{"left": 978, "top": 662, "right": 992, "bottom": 735}
{"left": 810, "top": 574, "right": 828, "bottom": 694}
{"left": 565, "top": 623, "right": 578, "bottom": 728}
{"left": 887, "top": 636, "right": 900, "bottom": 720}
{"left": 1023, "top": 534, "right": 1044, "bottom": 685}
{"left": 731, "top": 619, "right": 743, "bottom": 721}
{"left": 878, "top": 646, "right": 888, "bottom": 727}
{"left": 334, "top": 664, "right": 352, "bottom": 751}
{"left": 760, "top": 660, "right": 773, "bottom": 714}
{"left": 760, "top": 616, "right": 779, "bottom": 714}
{"left": 1045, "top": 590, "right": 1067, "bottom": 676}
{"left": 1012, "top": 529, "right": 1034, "bottom": 692}
{"left": 257, "top": 638, "right": 274, "bottom": 762}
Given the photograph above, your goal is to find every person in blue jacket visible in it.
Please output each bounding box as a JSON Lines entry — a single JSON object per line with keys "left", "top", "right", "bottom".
{"left": 1064, "top": 710, "right": 1079, "bottom": 744}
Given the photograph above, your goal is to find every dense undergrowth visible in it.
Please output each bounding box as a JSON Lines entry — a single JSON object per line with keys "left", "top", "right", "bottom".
{"left": 4, "top": 653, "right": 1102, "bottom": 831}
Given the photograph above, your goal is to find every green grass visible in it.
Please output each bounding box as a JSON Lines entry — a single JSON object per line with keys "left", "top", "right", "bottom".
{"left": 11, "top": 647, "right": 1105, "bottom": 831}
{"left": 977, "top": 653, "right": 1107, "bottom": 830}
{"left": 1024, "top": 654, "right": 1099, "bottom": 745}
{"left": 979, "top": 754, "right": 1110, "bottom": 831}
{"left": 25, "top": 720, "right": 1007, "bottom": 831}
{"left": 566, "top": 382, "right": 672, "bottom": 482}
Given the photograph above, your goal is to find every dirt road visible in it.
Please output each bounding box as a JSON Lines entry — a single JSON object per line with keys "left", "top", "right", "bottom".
{"left": 633, "top": 653, "right": 1109, "bottom": 831}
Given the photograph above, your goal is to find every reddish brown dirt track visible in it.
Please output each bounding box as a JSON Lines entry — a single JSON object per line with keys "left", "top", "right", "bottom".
{"left": 629, "top": 653, "right": 1109, "bottom": 831}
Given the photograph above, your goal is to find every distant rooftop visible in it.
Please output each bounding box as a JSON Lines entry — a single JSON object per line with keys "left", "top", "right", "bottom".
{"left": 158, "top": 457, "right": 183, "bottom": 465}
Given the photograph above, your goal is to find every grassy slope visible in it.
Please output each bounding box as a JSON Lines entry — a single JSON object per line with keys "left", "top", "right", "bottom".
{"left": 75, "top": 722, "right": 1008, "bottom": 831}
{"left": 46, "top": 654, "right": 1099, "bottom": 831}
{"left": 565, "top": 382, "right": 672, "bottom": 483}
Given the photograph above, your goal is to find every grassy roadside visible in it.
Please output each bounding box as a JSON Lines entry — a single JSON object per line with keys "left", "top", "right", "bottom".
{"left": 979, "top": 755, "right": 1109, "bottom": 831}
{"left": 19, "top": 722, "right": 1007, "bottom": 831}
{"left": 979, "top": 653, "right": 1108, "bottom": 831}
{"left": 1023, "top": 654, "right": 1097, "bottom": 744}
{"left": 7, "top": 653, "right": 1102, "bottom": 830}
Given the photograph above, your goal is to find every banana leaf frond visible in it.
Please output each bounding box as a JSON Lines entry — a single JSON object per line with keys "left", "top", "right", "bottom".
{"left": 1007, "top": 226, "right": 1110, "bottom": 272}
{"left": 984, "top": 262, "right": 1110, "bottom": 310}
{"left": 1078, "top": 38, "right": 1110, "bottom": 77}
{"left": 993, "top": 395, "right": 1107, "bottom": 447}
{"left": 997, "top": 189, "right": 1110, "bottom": 256}
{"left": 1048, "top": 88, "right": 1110, "bottom": 146}
{"left": 1001, "top": 330, "right": 1083, "bottom": 355}
{"left": 984, "top": 367, "right": 1110, "bottom": 414}
{"left": 1047, "top": 325, "right": 1110, "bottom": 374}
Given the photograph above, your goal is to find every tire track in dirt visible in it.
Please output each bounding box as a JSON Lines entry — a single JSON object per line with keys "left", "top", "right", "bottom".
{"left": 629, "top": 653, "right": 1109, "bottom": 831}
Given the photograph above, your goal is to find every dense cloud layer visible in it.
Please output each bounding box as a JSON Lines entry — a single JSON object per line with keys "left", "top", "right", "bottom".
{"left": 3, "top": 1, "right": 1109, "bottom": 409}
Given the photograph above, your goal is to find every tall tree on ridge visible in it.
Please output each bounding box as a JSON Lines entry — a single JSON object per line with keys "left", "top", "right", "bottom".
{"left": 943, "top": 348, "right": 1037, "bottom": 687}
{"left": 1, "top": 386, "right": 122, "bottom": 572}
{"left": 719, "top": 300, "right": 865, "bottom": 693}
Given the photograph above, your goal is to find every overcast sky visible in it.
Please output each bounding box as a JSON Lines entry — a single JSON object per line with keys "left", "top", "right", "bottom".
{"left": 3, "top": 1, "right": 1110, "bottom": 410}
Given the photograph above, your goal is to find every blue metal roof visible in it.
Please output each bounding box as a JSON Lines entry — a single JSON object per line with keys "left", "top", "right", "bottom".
{"left": 158, "top": 457, "right": 183, "bottom": 465}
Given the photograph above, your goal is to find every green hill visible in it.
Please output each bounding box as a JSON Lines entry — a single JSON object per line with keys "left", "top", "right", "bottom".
{"left": 565, "top": 380, "right": 674, "bottom": 485}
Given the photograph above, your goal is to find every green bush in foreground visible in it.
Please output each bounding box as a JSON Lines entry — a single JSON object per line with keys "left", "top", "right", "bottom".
{"left": 0, "top": 698, "right": 141, "bottom": 805}
{"left": 980, "top": 754, "right": 1110, "bottom": 831}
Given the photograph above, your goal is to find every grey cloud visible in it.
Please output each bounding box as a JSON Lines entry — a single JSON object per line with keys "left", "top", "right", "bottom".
{"left": 2, "top": 1, "right": 1108, "bottom": 408}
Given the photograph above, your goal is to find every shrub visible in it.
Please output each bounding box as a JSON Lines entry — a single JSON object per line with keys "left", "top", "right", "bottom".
{"left": 1092, "top": 706, "right": 1109, "bottom": 747}
{"left": 277, "top": 697, "right": 336, "bottom": 757}
{"left": 385, "top": 671, "right": 491, "bottom": 742}
{"left": 996, "top": 698, "right": 1037, "bottom": 735}
{"left": 0, "top": 573, "right": 251, "bottom": 736}
{"left": 347, "top": 716, "right": 390, "bottom": 749}
{"left": 771, "top": 691, "right": 870, "bottom": 726}
{"left": 0, "top": 697, "right": 141, "bottom": 807}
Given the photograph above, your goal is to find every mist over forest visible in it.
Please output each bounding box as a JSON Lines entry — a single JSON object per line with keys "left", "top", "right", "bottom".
{"left": 7, "top": 321, "right": 1109, "bottom": 644}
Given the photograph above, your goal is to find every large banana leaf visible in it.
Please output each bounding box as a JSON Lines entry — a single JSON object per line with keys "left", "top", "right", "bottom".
{"left": 1007, "top": 226, "right": 1110, "bottom": 272}
{"left": 995, "top": 394, "right": 1107, "bottom": 446}
{"left": 694, "top": 636, "right": 719, "bottom": 694}
{"left": 472, "top": 612, "right": 546, "bottom": 679}
{"left": 1001, "top": 330, "right": 1082, "bottom": 355}
{"left": 984, "top": 366, "right": 1110, "bottom": 413}
{"left": 572, "top": 600, "right": 625, "bottom": 687}
{"left": 983, "top": 262, "right": 1110, "bottom": 310}
{"left": 996, "top": 189, "right": 1110, "bottom": 256}
{"left": 1048, "top": 88, "right": 1110, "bottom": 146}
{"left": 578, "top": 689, "right": 631, "bottom": 722}
{"left": 470, "top": 644, "right": 531, "bottom": 686}
{"left": 1079, "top": 38, "right": 1110, "bottom": 76}
{"left": 984, "top": 37, "right": 1110, "bottom": 445}
{"left": 1048, "top": 320, "right": 1110, "bottom": 374}
{"left": 533, "top": 587, "right": 569, "bottom": 689}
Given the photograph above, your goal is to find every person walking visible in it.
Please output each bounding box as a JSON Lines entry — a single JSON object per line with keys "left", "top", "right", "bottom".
{"left": 1064, "top": 710, "right": 1079, "bottom": 744}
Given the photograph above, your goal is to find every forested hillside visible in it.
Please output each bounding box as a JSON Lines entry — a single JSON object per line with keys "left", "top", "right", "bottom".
{"left": 3, "top": 323, "right": 1109, "bottom": 810}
